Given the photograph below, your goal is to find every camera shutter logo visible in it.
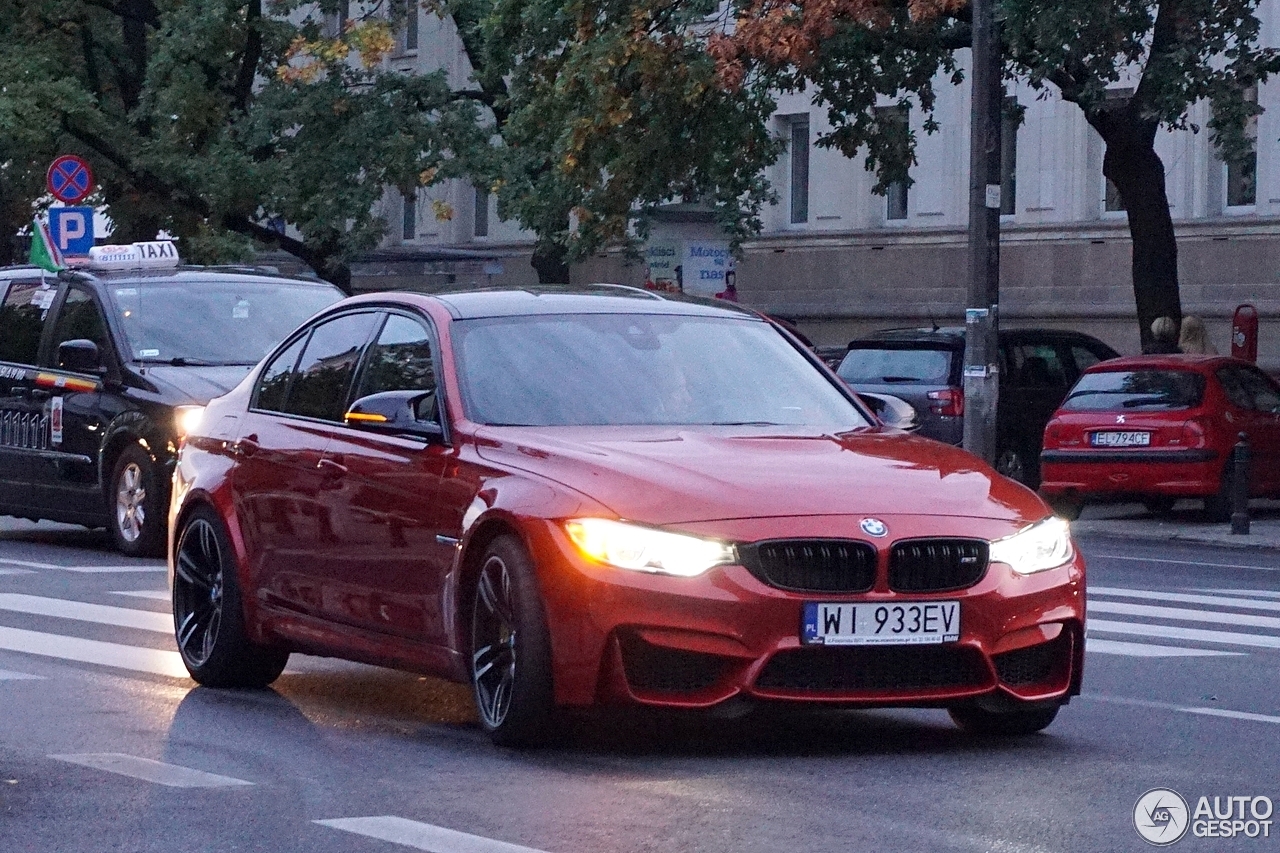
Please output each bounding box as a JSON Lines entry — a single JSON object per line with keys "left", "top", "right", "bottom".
{"left": 1134, "top": 789, "right": 1190, "bottom": 845}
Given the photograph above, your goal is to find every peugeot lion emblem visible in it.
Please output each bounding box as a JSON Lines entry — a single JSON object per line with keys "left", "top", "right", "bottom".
{"left": 1116, "top": 414, "right": 1126, "bottom": 424}
{"left": 860, "top": 518, "right": 888, "bottom": 538}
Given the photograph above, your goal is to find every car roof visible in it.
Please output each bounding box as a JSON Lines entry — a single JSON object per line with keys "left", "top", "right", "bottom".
{"left": 59, "top": 266, "right": 334, "bottom": 288}
{"left": 848, "top": 327, "right": 1109, "bottom": 348}
{"left": 422, "top": 284, "right": 760, "bottom": 321}
{"left": 1083, "top": 353, "right": 1238, "bottom": 373}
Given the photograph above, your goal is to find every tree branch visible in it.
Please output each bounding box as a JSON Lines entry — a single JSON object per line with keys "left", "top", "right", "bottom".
{"left": 229, "top": 0, "right": 262, "bottom": 115}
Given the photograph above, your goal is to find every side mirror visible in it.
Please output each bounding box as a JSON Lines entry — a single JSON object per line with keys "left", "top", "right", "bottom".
{"left": 57, "top": 339, "right": 104, "bottom": 374}
{"left": 344, "top": 390, "right": 444, "bottom": 442}
{"left": 858, "top": 392, "right": 920, "bottom": 433}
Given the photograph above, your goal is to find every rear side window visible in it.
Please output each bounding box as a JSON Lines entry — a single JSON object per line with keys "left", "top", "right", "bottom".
{"left": 1061, "top": 370, "right": 1205, "bottom": 411}
{"left": 0, "top": 279, "right": 57, "bottom": 365}
{"left": 1008, "top": 343, "right": 1068, "bottom": 388}
{"left": 838, "top": 347, "right": 953, "bottom": 384}
{"left": 284, "top": 312, "right": 380, "bottom": 421}
{"left": 1216, "top": 365, "right": 1280, "bottom": 412}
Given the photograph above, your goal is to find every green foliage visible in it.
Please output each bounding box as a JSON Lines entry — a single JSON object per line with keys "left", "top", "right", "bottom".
{"left": 0, "top": 0, "right": 486, "bottom": 286}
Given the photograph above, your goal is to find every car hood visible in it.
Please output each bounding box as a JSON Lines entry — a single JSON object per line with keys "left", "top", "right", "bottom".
{"left": 473, "top": 425, "right": 1046, "bottom": 525}
{"left": 138, "top": 364, "right": 256, "bottom": 405}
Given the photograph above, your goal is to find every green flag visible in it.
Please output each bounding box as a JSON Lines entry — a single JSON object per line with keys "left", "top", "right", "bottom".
{"left": 28, "top": 219, "right": 65, "bottom": 272}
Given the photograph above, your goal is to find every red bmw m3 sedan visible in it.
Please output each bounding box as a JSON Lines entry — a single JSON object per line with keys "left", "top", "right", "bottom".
{"left": 169, "top": 287, "right": 1085, "bottom": 745}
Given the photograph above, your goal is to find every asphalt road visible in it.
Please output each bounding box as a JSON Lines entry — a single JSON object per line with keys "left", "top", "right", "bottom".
{"left": 1, "top": 518, "right": 1278, "bottom": 853}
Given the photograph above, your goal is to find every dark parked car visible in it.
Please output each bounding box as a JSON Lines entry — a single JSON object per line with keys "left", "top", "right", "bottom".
{"left": 0, "top": 242, "right": 342, "bottom": 556}
{"left": 836, "top": 328, "right": 1119, "bottom": 486}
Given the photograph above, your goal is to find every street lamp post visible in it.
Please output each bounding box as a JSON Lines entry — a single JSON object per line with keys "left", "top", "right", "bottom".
{"left": 962, "top": 0, "right": 1003, "bottom": 463}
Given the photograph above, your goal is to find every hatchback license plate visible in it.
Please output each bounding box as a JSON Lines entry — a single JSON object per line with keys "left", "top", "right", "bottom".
{"left": 1090, "top": 430, "right": 1151, "bottom": 447}
{"left": 802, "top": 601, "right": 960, "bottom": 646}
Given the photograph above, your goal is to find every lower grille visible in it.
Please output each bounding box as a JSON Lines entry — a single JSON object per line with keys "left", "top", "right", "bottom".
{"left": 740, "top": 539, "right": 877, "bottom": 593}
{"left": 755, "top": 645, "right": 989, "bottom": 693}
{"left": 889, "top": 539, "right": 989, "bottom": 592}
{"left": 994, "top": 634, "right": 1068, "bottom": 687}
{"left": 619, "top": 635, "right": 728, "bottom": 694}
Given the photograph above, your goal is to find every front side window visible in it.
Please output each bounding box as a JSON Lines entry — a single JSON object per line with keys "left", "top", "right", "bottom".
{"left": 453, "top": 313, "right": 869, "bottom": 428}
{"left": 254, "top": 336, "right": 306, "bottom": 414}
{"left": 285, "top": 313, "right": 380, "bottom": 422}
{"left": 0, "top": 279, "right": 57, "bottom": 365}
{"left": 49, "top": 288, "right": 110, "bottom": 361}
{"left": 1062, "top": 370, "right": 1205, "bottom": 411}
{"left": 1009, "top": 344, "right": 1067, "bottom": 388}
{"left": 354, "top": 314, "right": 438, "bottom": 419}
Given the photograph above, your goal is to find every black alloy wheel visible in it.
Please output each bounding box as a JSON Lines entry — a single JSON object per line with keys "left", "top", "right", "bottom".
{"left": 949, "top": 703, "right": 1060, "bottom": 736}
{"left": 108, "top": 444, "right": 167, "bottom": 557}
{"left": 469, "top": 535, "right": 554, "bottom": 746}
{"left": 172, "top": 507, "right": 289, "bottom": 687}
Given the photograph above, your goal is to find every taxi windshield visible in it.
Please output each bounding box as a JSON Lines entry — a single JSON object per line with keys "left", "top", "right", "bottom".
{"left": 108, "top": 278, "right": 341, "bottom": 366}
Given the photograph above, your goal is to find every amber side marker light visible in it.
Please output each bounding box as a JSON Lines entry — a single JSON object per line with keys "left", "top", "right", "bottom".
{"left": 345, "top": 411, "right": 389, "bottom": 424}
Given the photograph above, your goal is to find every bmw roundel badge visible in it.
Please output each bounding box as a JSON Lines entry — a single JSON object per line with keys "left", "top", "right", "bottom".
{"left": 860, "top": 518, "right": 888, "bottom": 538}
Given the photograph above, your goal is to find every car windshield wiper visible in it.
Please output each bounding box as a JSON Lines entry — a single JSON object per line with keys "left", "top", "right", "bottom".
{"left": 878, "top": 375, "right": 920, "bottom": 383}
{"left": 708, "top": 421, "right": 783, "bottom": 426}
{"left": 136, "top": 356, "right": 221, "bottom": 366}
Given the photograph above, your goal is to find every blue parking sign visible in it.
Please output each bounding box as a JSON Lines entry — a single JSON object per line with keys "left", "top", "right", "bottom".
{"left": 49, "top": 207, "right": 95, "bottom": 256}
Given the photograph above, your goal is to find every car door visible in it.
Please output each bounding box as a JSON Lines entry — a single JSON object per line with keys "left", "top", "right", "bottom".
{"left": 312, "top": 311, "right": 456, "bottom": 643}
{"left": 0, "top": 277, "right": 59, "bottom": 512}
{"left": 232, "top": 311, "right": 381, "bottom": 616}
{"left": 28, "top": 285, "right": 119, "bottom": 519}
{"left": 998, "top": 338, "right": 1072, "bottom": 483}
{"left": 1217, "top": 364, "right": 1280, "bottom": 493}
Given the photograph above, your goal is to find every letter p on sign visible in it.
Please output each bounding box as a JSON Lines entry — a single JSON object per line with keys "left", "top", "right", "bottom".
{"left": 50, "top": 207, "right": 95, "bottom": 256}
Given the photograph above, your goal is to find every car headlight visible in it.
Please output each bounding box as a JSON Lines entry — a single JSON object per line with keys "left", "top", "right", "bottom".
{"left": 174, "top": 405, "right": 205, "bottom": 438}
{"left": 563, "top": 518, "right": 735, "bottom": 577}
{"left": 988, "top": 517, "right": 1074, "bottom": 575}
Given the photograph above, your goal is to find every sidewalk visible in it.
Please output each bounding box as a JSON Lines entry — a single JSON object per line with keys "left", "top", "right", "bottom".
{"left": 1071, "top": 499, "right": 1280, "bottom": 551}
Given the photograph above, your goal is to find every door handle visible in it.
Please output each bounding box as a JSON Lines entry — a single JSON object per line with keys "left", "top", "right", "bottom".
{"left": 232, "top": 434, "right": 260, "bottom": 457}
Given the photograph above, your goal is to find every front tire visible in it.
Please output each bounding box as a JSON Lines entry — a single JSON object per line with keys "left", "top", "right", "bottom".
{"left": 469, "top": 535, "right": 555, "bottom": 747}
{"left": 108, "top": 444, "right": 167, "bottom": 558}
{"left": 173, "top": 506, "right": 289, "bottom": 687}
{"left": 949, "top": 703, "right": 1060, "bottom": 736}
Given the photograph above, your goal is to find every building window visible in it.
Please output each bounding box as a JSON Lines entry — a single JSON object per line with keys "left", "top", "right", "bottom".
{"left": 1000, "top": 98, "right": 1017, "bottom": 216}
{"left": 474, "top": 186, "right": 489, "bottom": 238}
{"left": 1225, "top": 89, "right": 1258, "bottom": 208}
{"left": 784, "top": 115, "right": 810, "bottom": 224}
{"left": 324, "top": 1, "right": 349, "bottom": 37}
{"left": 401, "top": 0, "right": 418, "bottom": 51}
{"left": 1104, "top": 178, "right": 1125, "bottom": 212}
{"left": 402, "top": 190, "right": 416, "bottom": 240}
{"left": 876, "top": 105, "right": 909, "bottom": 220}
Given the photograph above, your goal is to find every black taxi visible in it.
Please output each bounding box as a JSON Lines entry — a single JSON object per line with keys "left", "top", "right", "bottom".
{"left": 0, "top": 241, "right": 343, "bottom": 556}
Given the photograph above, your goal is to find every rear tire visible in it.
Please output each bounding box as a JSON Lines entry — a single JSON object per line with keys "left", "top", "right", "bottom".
{"left": 1142, "top": 495, "right": 1177, "bottom": 516}
{"left": 1043, "top": 494, "right": 1083, "bottom": 522}
{"left": 108, "top": 444, "right": 167, "bottom": 558}
{"left": 949, "top": 703, "right": 1060, "bottom": 736}
{"left": 172, "top": 506, "right": 289, "bottom": 687}
{"left": 469, "top": 535, "right": 555, "bottom": 747}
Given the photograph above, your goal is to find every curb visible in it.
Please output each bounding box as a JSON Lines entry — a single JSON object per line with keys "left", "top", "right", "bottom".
{"left": 1072, "top": 521, "right": 1280, "bottom": 552}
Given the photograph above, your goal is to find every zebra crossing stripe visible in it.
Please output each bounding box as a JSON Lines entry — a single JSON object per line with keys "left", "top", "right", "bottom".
{"left": 0, "top": 594, "right": 171, "bottom": 633}
{"left": 1085, "top": 638, "right": 1242, "bottom": 657}
{"left": 0, "top": 626, "right": 188, "bottom": 677}
{"left": 1089, "top": 586, "right": 1280, "bottom": 613}
{"left": 1089, "top": 619, "right": 1280, "bottom": 650}
{"left": 50, "top": 753, "right": 252, "bottom": 788}
{"left": 315, "top": 816, "right": 553, "bottom": 853}
{"left": 1089, "top": 600, "right": 1280, "bottom": 631}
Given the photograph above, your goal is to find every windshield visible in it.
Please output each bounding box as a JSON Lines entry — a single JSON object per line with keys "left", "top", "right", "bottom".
{"left": 1061, "top": 370, "right": 1205, "bottom": 411}
{"left": 838, "top": 346, "right": 954, "bottom": 384}
{"left": 108, "top": 278, "right": 342, "bottom": 365}
{"left": 453, "top": 313, "right": 871, "bottom": 428}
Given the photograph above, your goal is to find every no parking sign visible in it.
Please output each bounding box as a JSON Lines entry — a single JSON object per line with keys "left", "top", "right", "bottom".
{"left": 46, "top": 155, "right": 94, "bottom": 204}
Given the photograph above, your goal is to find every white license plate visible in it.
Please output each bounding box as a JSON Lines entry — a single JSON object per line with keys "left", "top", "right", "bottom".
{"left": 1090, "top": 430, "right": 1151, "bottom": 447}
{"left": 802, "top": 601, "right": 960, "bottom": 646}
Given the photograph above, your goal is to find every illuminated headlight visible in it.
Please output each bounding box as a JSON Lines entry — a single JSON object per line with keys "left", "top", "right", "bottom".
{"left": 174, "top": 405, "right": 205, "bottom": 438}
{"left": 564, "top": 518, "right": 735, "bottom": 577}
{"left": 989, "top": 517, "right": 1074, "bottom": 575}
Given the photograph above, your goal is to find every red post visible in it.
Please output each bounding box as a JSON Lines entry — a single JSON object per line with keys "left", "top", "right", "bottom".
{"left": 1231, "top": 304, "right": 1259, "bottom": 362}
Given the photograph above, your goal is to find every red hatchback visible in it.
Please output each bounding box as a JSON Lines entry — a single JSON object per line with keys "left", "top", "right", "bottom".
{"left": 1040, "top": 354, "right": 1280, "bottom": 519}
{"left": 170, "top": 287, "right": 1084, "bottom": 745}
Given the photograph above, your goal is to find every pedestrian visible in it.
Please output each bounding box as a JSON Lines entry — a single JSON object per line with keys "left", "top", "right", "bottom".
{"left": 1178, "top": 315, "right": 1218, "bottom": 355}
{"left": 1145, "top": 316, "right": 1180, "bottom": 354}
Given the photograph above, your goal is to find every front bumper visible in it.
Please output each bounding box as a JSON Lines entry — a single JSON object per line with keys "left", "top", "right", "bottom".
{"left": 526, "top": 516, "right": 1085, "bottom": 711}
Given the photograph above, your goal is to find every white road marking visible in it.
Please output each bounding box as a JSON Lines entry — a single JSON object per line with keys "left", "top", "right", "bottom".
{"left": 1089, "top": 600, "right": 1280, "bottom": 631}
{"left": 0, "top": 626, "right": 187, "bottom": 677}
{"left": 1089, "top": 619, "right": 1280, "bottom": 650}
{"left": 316, "top": 816, "right": 553, "bottom": 853}
{"left": 0, "top": 568, "right": 34, "bottom": 576}
{"left": 112, "top": 590, "right": 169, "bottom": 602}
{"left": 1092, "top": 555, "right": 1280, "bottom": 572}
{"left": 1085, "top": 638, "right": 1242, "bottom": 657}
{"left": 1197, "top": 588, "right": 1280, "bottom": 599}
{"left": 0, "top": 594, "right": 171, "bottom": 633}
{"left": 1090, "top": 586, "right": 1280, "bottom": 613}
{"left": 0, "top": 668, "right": 45, "bottom": 680}
{"left": 0, "top": 558, "right": 165, "bottom": 573}
{"left": 50, "top": 754, "right": 252, "bottom": 788}
{"left": 1183, "top": 707, "right": 1280, "bottom": 725}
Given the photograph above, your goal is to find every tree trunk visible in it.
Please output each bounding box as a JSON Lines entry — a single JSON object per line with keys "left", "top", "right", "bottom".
{"left": 1092, "top": 113, "right": 1182, "bottom": 351}
{"left": 531, "top": 243, "right": 569, "bottom": 284}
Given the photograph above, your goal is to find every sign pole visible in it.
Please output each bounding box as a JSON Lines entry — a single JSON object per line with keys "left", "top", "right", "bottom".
{"left": 962, "top": 0, "right": 1002, "bottom": 464}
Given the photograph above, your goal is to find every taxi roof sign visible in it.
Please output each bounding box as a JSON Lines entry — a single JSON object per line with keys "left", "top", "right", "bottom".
{"left": 84, "top": 241, "right": 180, "bottom": 271}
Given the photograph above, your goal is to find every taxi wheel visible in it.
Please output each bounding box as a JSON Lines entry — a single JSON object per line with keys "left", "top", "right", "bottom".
{"left": 173, "top": 506, "right": 289, "bottom": 688}
{"left": 469, "top": 535, "right": 555, "bottom": 747}
{"left": 108, "top": 444, "right": 167, "bottom": 558}
{"left": 949, "top": 703, "right": 1060, "bottom": 736}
